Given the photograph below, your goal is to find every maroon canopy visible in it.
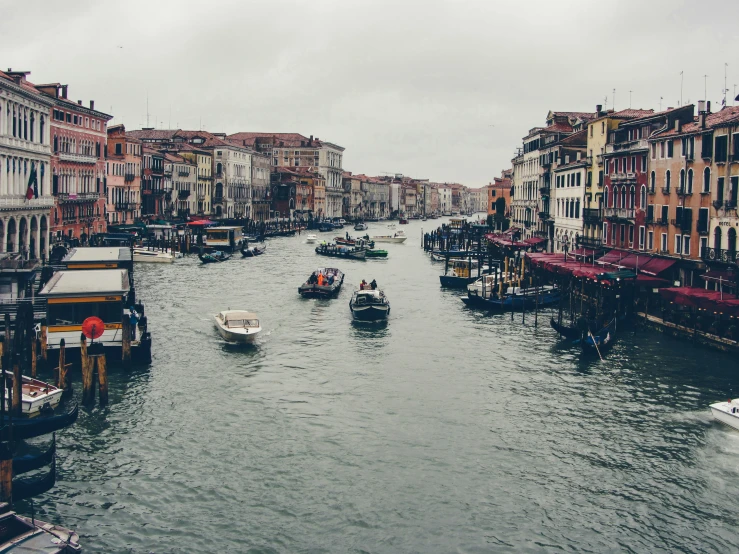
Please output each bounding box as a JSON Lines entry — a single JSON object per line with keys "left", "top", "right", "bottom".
{"left": 659, "top": 287, "right": 739, "bottom": 316}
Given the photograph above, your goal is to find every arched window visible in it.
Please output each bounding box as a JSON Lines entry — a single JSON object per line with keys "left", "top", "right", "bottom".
{"left": 640, "top": 185, "right": 647, "bottom": 209}
{"left": 729, "top": 228, "right": 737, "bottom": 256}
{"left": 604, "top": 186, "right": 610, "bottom": 208}
{"left": 650, "top": 171, "right": 656, "bottom": 193}
{"left": 39, "top": 116, "right": 45, "bottom": 144}
{"left": 687, "top": 169, "right": 694, "bottom": 194}
{"left": 703, "top": 167, "right": 710, "bottom": 193}
{"left": 629, "top": 186, "right": 635, "bottom": 209}
{"left": 665, "top": 170, "right": 671, "bottom": 192}
{"left": 680, "top": 169, "right": 685, "bottom": 192}
{"left": 714, "top": 226, "right": 722, "bottom": 251}
{"left": 621, "top": 186, "right": 627, "bottom": 208}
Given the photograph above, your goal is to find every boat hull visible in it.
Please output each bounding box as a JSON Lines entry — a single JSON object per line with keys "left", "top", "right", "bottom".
{"left": 350, "top": 304, "right": 390, "bottom": 321}
{"left": 440, "top": 275, "right": 477, "bottom": 289}
{"left": 711, "top": 403, "right": 739, "bottom": 431}
{"left": 133, "top": 249, "right": 175, "bottom": 263}
{"left": 366, "top": 250, "right": 388, "bottom": 258}
{"left": 214, "top": 323, "right": 260, "bottom": 344}
{"left": 299, "top": 283, "right": 343, "bottom": 298}
{"left": 371, "top": 236, "right": 407, "bottom": 243}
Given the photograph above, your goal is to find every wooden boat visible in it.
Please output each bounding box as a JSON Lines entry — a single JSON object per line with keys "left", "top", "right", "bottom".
{"left": 0, "top": 501, "right": 81, "bottom": 553}
{"left": 13, "top": 458, "right": 56, "bottom": 502}
{"left": 0, "top": 403, "right": 79, "bottom": 441}
{"left": 710, "top": 400, "right": 739, "bottom": 431}
{"left": 371, "top": 230, "right": 407, "bottom": 244}
{"left": 240, "top": 243, "right": 266, "bottom": 257}
{"left": 214, "top": 311, "right": 261, "bottom": 344}
{"left": 366, "top": 249, "right": 388, "bottom": 258}
{"left": 2, "top": 372, "right": 64, "bottom": 416}
{"left": 298, "top": 268, "right": 345, "bottom": 298}
{"left": 462, "top": 285, "right": 560, "bottom": 310}
{"left": 13, "top": 437, "right": 56, "bottom": 475}
{"left": 305, "top": 234, "right": 318, "bottom": 244}
{"left": 576, "top": 317, "right": 616, "bottom": 355}
{"left": 550, "top": 317, "right": 582, "bottom": 340}
{"left": 335, "top": 236, "right": 375, "bottom": 249}
{"left": 350, "top": 289, "right": 390, "bottom": 321}
{"left": 440, "top": 260, "right": 481, "bottom": 289}
{"left": 315, "top": 244, "right": 366, "bottom": 260}
{"left": 399, "top": 218, "right": 409, "bottom": 225}
{"left": 199, "top": 249, "right": 232, "bottom": 263}
{"left": 263, "top": 228, "right": 296, "bottom": 238}
{"left": 133, "top": 247, "right": 175, "bottom": 263}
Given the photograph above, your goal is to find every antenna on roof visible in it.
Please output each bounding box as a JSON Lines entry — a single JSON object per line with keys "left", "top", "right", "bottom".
{"left": 680, "top": 71, "right": 683, "bottom": 106}
{"left": 613, "top": 89, "right": 616, "bottom": 111}
{"left": 146, "top": 92, "right": 149, "bottom": 127}
{"left": 629, "top": 90, "right": 633, "bottom": 109}
{"left": 704, "top": 75, "right": 708, "bottom": 103}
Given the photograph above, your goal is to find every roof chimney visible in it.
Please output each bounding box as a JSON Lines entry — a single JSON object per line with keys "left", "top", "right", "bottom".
{"left": 596, "top": 104, "right": 603, "bottom": 116}
{"left": 675, "top": 120, "right": 681, "bottom": 132}
{"left": 698, "top": 100, "right": 706, "bottom": 114}
{"left": 61, "top": 85, "right": 68, "bottom": 99}
{"left": 90, "top": 100, "right": 95, "bottom": 110}
{"left": 707, "top": 101, "right": 712, "bottom": 114}
{"left": 700, "top": 113, "right": 706, "bottom": 129}
{"left": 77, "top": 100, "right": 82, "bottom": 105}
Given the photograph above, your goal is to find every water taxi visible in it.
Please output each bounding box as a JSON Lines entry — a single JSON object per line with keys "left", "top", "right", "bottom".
{"left": 371, "top": 230, "right": 407, "bottom": 243}
{"left": 354, "top": 222, "right": 369, "bottom": 231}
{"left": 39, "top": 268, "right": 151, "bottom": 363}
{"left": 305, "top": 234, "right": 318, "bottom": 244}
{"left": 132, "top": 248, "right": 176, "bottom": 263}
{"left": 710, "top": 400, "right": 739, "bottom": 431}
{"left": 214, "top": 310, "right": 262, "bottom": 343}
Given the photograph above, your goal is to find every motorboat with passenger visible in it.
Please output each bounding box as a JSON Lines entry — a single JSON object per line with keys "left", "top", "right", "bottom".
{"left": 711, "top": 400, "right": 739, "bottom": 431}
{"left": 350, "top": 288, "right": 390, "bottom": 321}
{"left": 354, "top": 222, "right": 369, "bottom": 231}
{"left": 214, "top": 310, "right": 262, "bottom": 343}
{"left": 315, "top": 243, "right": 366, "bottom": 260}
{"left": 305, "top": 234, "right": 318, "bottom": 244}
{"left": 298, "top": 268, "right": 345, "bottom": 298}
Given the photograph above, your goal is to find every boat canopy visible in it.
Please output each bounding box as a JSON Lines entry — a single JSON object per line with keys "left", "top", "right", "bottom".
{"left": 221, "top": 311, "right": 259, "bottom": 327}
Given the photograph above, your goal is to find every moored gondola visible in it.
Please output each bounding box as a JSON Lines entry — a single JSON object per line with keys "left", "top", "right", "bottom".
{"left": 550, "top": 317, "right": 583, "bottom": 340}
{"left": 13, "top": 437, "right": 56, "bottom": 475}
{"left": 240, "top": 242, "right": 266, "bottom": 257}
{"left": 0, "top": 403, "right": 79, "bottom": 441}
{"left": 199, "top": 248, "right": 232, "bottom": 263}
{"left": 298, "top": 268, "right": 345, "bottom": 298}
{"left": 13, "top": 458, "right": 56, "bottom": 502}
{"left": 576, "top": 317, "right": 617, "bottom": 356}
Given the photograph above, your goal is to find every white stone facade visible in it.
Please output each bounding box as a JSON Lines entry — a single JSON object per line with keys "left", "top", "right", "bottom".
{"left": 0, "top": 74, "right": 54, "bottom": 260}
{"left": 552, "top": 162, "right": 587, "bottom": 252}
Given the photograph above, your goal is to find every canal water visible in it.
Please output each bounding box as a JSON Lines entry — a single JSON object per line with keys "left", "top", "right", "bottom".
{"left": 23, "top": 218, "right": 739, "bottom": 553}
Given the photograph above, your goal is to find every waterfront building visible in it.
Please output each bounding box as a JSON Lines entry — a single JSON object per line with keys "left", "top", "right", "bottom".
{"left": 250, "top": 150, "right": 271, "bottom": 222}
{"left": 176, "top": 144, "right": 212, "bottom": 216}
{"left": 648, "top": 103, "right": 739, "bottom": 283}
{"left": 429, "top": 183, "right": 439, "bottom": 215}
{"left": 227, "top": 132, "right": 345, "bottom": 218}
{"left": 106, "top": 124, "right": 141, "bottom": 225}
{"left": 602, "top": 106, "right": 694, "bottom": 260}
{"left": 438, "top": 184, "right": 452, "bottom": 215}
{"left": 342, "top": 172, "right": 363, "bottom": 220}
{"left": 0, "top": 69, "right": 54, "bottom": 299}
{"left": 164, "top": 152, "right": 197, "bottom": 218}
{"left": 487, "top": 170, "right": 512, "bottom": 230}
{"left": 581, "top": 107, "right": 654, "bottom": 250}
{"left": 366, "top": 177, "right": 389, "bottom": 219}
{"left": 36, "top": 83, "right": 111, "bottom": 243}
{"left": 141, "top": 146, "right": 165, "bottom": 219}
{"left": 401, "top": 183, "right": 417, "bottom": 216}
{"left": 551, "top": 153, "right": 588, "bottom": 252}
{"left": 271, "top": 166, "right": 325, "bottom": 220}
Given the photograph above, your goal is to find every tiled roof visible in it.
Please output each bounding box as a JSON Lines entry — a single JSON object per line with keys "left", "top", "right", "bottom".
{"left": 610, "top": 109, "right": 655, "bottom": 119}
{"left": 227, "top": 132, "right": 321, "bottom": 148}
{"left": 654, "top": 106, "right": 739, "bottom": 138}
{"left": 551, "top": 111, "right": 596, "bottom": 120}
{"left": 542, "top": 123, "right": 573, "bottom": 133}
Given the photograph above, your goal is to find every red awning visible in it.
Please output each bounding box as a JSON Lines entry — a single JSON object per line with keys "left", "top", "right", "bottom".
{"left": 700, "top": 270, "right": 738, "bottom": 283}
{"left": 523, "top": 237, "right": 546, "bottom": 245}
{"left": 596, "top": 249, "right": 629, "bottom": 266}
{"left": 187, "top": 219, "right": 216, "bottom": 226}
{"left": 659, "top": 287, "right": 739, "bottom": 316}
{"left": 635, "top": 274, "right": 671, "bottom": 287}
{"left": 570, "top": 248, "right": 600, "bottom": 258}
{"left": 639, "top": 256, "right": 677, "bottom": 276}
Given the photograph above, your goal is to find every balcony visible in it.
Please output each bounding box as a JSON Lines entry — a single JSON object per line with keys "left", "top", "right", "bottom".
{"left": 0, "top": 195, "right": 55, "bottom": 210}
{"left": 57, "top": 192, "right": 100, "bottom": 203}
{"left": 661, "top": 186, "right": 671, "bottom": 195}
{"left": 178, "top": 190, "right": 191, "bottom": 199}
{"left": 605, "top": 138, "right": 649, "bottom": 153}
{"left": 178, "top": 170, "right": 190, "bottom": 177}
{"left": 702, "top": 247, "right": 739, "bottom": 265}
{"left": 713, "top": 200, "right": 723, "bottom": 209}
{"left": 539, "top": 185, "right": 550, "bottom": 196}
{"left": 698, "top": 223, "right": 709, "bottom": 235}
{"left": 726, "top": 201, "right": 738, "bottom": 210}
{"left": 677, "top": 187, "right": 692, "bottom": 196}
{"left": 124, "top": 173, "right": 136, "bottom": 182}
{"left": 603, "top": 207, "right": 635, "bottom": 221}
{"left": 578, "top": 236, "right": 603, "bottom": 249}
{"left": 114, "top": 202, "right": 135, "bottom": 211}
{"left": 596, "top": 154, "right": 604, "bottom": 165}
{"left": 213, "top": 195, "right": 224, "bottom": 203}
{"left": 583, "top": 208, "right": 602, "bottom": 223}
{"left": 58, "top": 152, "right": 97, "bottom": 164}
{"left": 538, "top": 210, "right": 549, "bottom": 220}
{"left": 197, "top": 193, "right": 206, "bottom": 200}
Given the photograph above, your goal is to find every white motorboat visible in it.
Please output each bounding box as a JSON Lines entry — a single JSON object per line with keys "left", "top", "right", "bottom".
{"left": 3, "top": 372, "right": 64, "bottom": 416}
{"left": 349, "top": 289, "right": 390, "bottom": 321}
{"left": 467, "top": 273, "right": 503, "bottom": 297}
{"left": 354, "top": 222, "right": 369, "bottom": 231}
{"left": 305, "top": 234, "right": 318, "bottom": 244}
{"left": 214, "top": 310, "right": 262, "bottom": 344}
{"left": 371, "top": 230, "right": 407, "bottom": 243}
{"left": 710, "top": 400, "right": 739, "bottom": 431}
{"left": 133, "top": 247, "right": 176, "bottom": 263}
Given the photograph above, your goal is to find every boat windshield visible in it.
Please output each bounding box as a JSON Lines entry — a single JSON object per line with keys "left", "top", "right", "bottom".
{"left": 226, "top": 319, "right": 259, "bottom": 328}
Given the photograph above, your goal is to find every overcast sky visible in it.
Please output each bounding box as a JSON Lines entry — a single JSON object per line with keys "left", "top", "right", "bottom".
{"left": 2, "top": 0, "right": 738, "bottom": 187}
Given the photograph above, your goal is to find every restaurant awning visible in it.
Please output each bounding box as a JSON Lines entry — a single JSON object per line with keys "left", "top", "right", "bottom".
{"left": 639, "top": 256, "right": 677, "bottom": 276}
{"left": 187, "top": 219, "right": 216, "bottom": 226}
{"left": 523, "top": 237, "right": 546, "bottom": 245}
{"left": 659, "top": 287, "right": 739, "bottom": 316}
{"left": 700, "top": 270, "right": 739, "bottom": 284}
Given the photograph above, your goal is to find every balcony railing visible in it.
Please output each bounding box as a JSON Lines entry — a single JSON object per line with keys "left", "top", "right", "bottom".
{"left": 702, "top": 247, "right": 739, "bottom": 265}
{"left": 578, "top": 236, "right": 603, "bottom": 249}
{"left": 603, "top": 207, "right": 635, "bottom": 220}
{"left": 213, "top": 195, "right": 224, "bottom": 203}
{"left": 178, "top": 190, "right": 191, "bottom": 199}
{"left": 178, "top": 170, "right": 191, "bottom": 177}
{"left": 605, "top": 138, "right": 649, "bottom": 153}
{"left": 114, "top": 202, "right": 135, "bottom": 211}
{"left": 583, "top": 208, "right": 602, "bottom": 223}
{"left": 57, "top": 192, "right": 100, "bottom": 203}
{"left": 538, "top": 210, "right": 549, "bottom": 220}
{"left": 124, "top": 173, "right": 136, "bottom": 182}
{"left": 539, "top": 185, "right": 550, "bottom": 196}
{"left": 58, "top": 152, "right": 98, "bottom": 164}
{"left": 0, "top": 196, "right": 55, "bottom": 209}
{"left": 661, "top": 186, "right": 671, "bottom": 195}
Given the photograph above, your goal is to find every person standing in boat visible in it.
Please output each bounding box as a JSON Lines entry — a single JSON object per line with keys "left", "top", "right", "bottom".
{"left": 370, "top": 279, "right": 377, "bottom": 290}
{"left": 360, "top": 279, "right": 367, "bottom": 290}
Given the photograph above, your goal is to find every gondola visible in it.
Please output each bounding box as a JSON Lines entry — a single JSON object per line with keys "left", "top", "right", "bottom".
{"left": 240, "top": 243, "right": 266, "bottom": 257}
{"left": 576, "top": 317, "right": 617, "bottom": 355}
{"left": 13, "top": 458, "right": 56, "bottom": 502}
{"left": 0, "top": 403, "right": 78, "bottom": 441}
{"left": 550, "top": 317, "right": 582, "bottom": 340}
{"left": 298, "top": 268, "right": 345, "bottom": 298}
{"left": 13, "top": 436, "right": 56, "bottom": 475}
{"left": 199, "top": 248, "right": 232, "bottom": 264}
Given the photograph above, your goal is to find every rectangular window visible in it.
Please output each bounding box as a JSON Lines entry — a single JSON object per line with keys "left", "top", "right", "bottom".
{"left": 630, "top": 156, "right": 636, "bottom": 173}
{"left": 730, "top": 176, "right": 738, "bottom": 206}
{"left": 639, "top": 226, "right": 645, "bottom": 250}
{"left": 733, "top": 133, "right": 739, "bottom": 159}
{"left": 612, "top": 223, "right": 617, "bottom": 243}
{"left": 661, "top": 233, "right": 667, "bottom": 252}
{"left": 648, "top": 230, "right": 654, "bottom": 250}
{"left": 661, "top": 205, "right": 668, "bottom": 224}
{"left": 603, "top": 223, "right": 608, "bottom": 242}
{"left": 698, "top": 207, "right": 709, "bottom": 233}
{"left": 700, "top": 237, "right": 708, "bottom": 258}
{"left": 701, "top": 132, "right": 714, "bottom": 158}
{"left": 715, "top": 135, "right": 728, "bottom": 163}
{"left": 660, "top": 142, "right": 665, "bottom": 158}
{"left": 651, "top": 143, "right": 657, "bottom": 159}
{"left": 642, "top": 156, "right": 647, "bottom": 172}
{"left": 620, "top": 224, "right": 625, "bottom": 244}
{"left": 674, "top": 234, "right": 682, "bottom": 254}
{"left": 683, "top": 236, "right": 690, "bottom": 256}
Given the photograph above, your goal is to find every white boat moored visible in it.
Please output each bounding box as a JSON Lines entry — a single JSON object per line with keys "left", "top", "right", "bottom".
{"left": 3, "top": 372, "right": 64, "bottom": 416}
{"left": 305, "top": 234, "right": 318, "bottom": 244}
{"left": 214, "top": 310, "right": 262, "bottom": 343}
{"left": 133, "top": 248, "right": 176, "bottom": 263}
{"left": 710, "top": 400, "right": 739, "bottom": 431}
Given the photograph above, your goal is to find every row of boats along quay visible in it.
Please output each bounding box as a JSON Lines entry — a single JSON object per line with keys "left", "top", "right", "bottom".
{"left": 3, "top": 214, "right": 739, "bottom": 550}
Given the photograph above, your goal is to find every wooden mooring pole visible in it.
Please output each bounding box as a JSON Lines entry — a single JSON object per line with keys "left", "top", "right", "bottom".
{"left": 40, "top": 319, "right": 48, "bottom": 366}
{"left": 98, "top": 354, "right": 108, "bottom": 406}
{"left": 12, "top": 354, "right": 21, "bottom": 416}
{"left": 0, "top": 444, "right": 11, "bottom": 505}
{"left": 122, "top": 314, "right": 132, "bottom": 367}
{"left": 80, "top": 335, "right": 94, "bottom": 405}
{"left": 57, "top": 338, "right": 66, "bottom": 390}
